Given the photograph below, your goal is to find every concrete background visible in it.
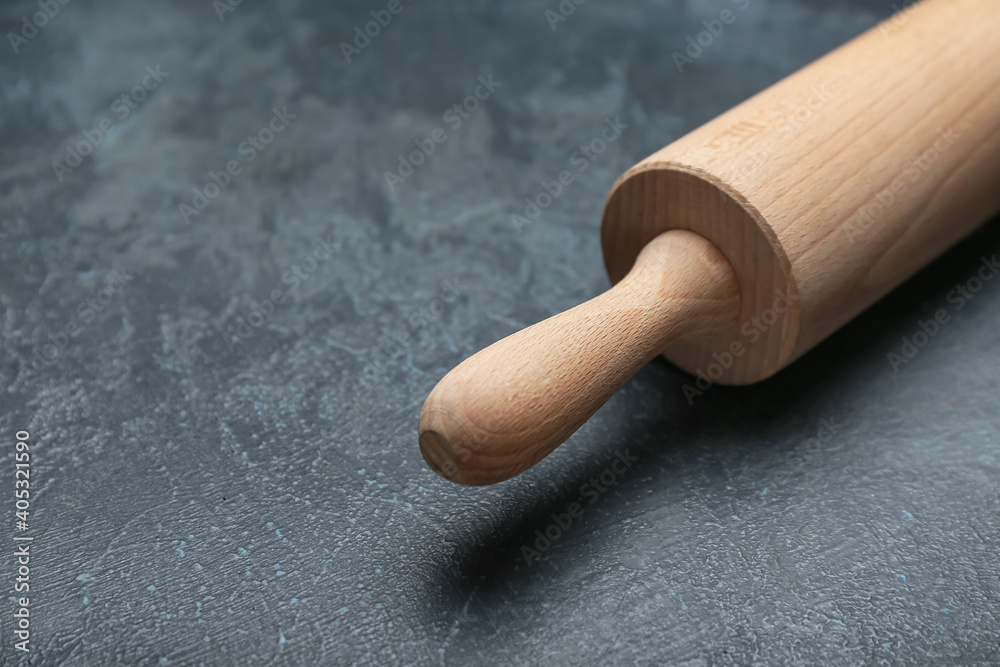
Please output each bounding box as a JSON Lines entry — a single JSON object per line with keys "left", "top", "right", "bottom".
{"left": 2, "top": 0, "right": 998, "bottom": 664}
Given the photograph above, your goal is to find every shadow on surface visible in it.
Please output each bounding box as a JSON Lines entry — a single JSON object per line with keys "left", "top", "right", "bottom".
{"left": 428, "top": 212, "right": 1000, "bottom": 600}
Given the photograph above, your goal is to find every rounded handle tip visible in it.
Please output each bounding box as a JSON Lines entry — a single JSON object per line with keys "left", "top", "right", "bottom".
{"left": 418, "top": 230, "right": 740, "bottom": 486}
{"left": 418, "top": 405, "right": 526, "bottom": 486}
{"left": 419, "top": 427, "right": 467, "bottom": 483}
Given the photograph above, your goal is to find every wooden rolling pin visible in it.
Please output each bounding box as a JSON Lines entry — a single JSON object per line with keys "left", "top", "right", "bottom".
{"left": 420, "top": 0, "right": 1000, "bottom": 485}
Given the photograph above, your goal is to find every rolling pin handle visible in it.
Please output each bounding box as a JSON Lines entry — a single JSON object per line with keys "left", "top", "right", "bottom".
{"left": 419, "top": 230, "right": 741, "bottom": 485}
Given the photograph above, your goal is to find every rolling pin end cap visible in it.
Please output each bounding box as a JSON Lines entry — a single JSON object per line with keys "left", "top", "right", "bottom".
{"left": 418, "top": 428, "right": 458, "bottom": 481}
{"left": 419, "top": 405, "right": 515, "bottom": 486}
{"left": 419, "top": 420, "right": 485, "bottom": 486}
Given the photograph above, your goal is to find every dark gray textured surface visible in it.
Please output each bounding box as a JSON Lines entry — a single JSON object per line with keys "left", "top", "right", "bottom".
{"left": 2, "top": 0, "right": 999, "bottom": 664}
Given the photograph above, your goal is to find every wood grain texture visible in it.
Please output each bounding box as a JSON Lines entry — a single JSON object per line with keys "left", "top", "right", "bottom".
{"left": 603, "top": 0, "right": 1000, "bottom": 383}
{"left": 419, "top": 231, "right": 740, "bottom": 485}
{"left": 422, "top": 0, "right": 1000, "bottom": 484}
